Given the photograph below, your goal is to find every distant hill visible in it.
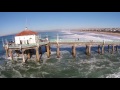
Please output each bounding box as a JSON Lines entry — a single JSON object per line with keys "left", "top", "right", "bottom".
{"left": 0, "top": 33, "right": 16, "bottom": 37}
{"left": 0, "top": 29, "right": 61, "bottom": 37}
{"left": 35, "top": 29, "right": 62, "bottom": 32}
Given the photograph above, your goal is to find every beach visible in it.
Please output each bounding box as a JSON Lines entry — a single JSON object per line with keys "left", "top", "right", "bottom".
{"left": 1, "top": 30, "right": 120, "bottom": 78}
{"left": 75, "top": 31, "right": 120, "bottom": 37}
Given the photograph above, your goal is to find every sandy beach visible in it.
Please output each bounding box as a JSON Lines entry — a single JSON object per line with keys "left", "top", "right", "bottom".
{"left": 77, "top": 31, "right": 120, "bottom": 37}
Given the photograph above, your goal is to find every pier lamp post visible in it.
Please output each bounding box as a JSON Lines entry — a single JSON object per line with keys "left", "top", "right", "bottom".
{"left": 2, "top": 38, "right": 5, "bottom": 47}
{"left": 57, "top": 34, "right": 59, "bottom": 44}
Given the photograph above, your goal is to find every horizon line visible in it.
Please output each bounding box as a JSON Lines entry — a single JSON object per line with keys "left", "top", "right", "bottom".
{"left": 1, "top": 27, "right": 120, "bottom": 36}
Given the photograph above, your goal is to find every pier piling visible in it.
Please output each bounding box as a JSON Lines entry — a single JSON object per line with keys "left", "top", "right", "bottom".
{"left": 5, "top": 48, "right": 9, "bottom": 58}
{"left": 49, "top": 45, "right": 51, "bottom": 55}
{"left": 86, "top": 45, "right": 88, "bottom": 55}
{"left": 101, "top": 45, "right": 104, "bottom": 55}
{"left": 27, "top": 50, "right": 31, "bottom": 59}
{"left": 45, "top": 45, "right": 47, "bottom": 52}
{"left": 71, "top": 46, "right": 73, "bottom": 55}
{"left": 9, "top": 49, "right": 13, "bottom": 60}
{"left": 36, "top": 47, "right": 40, "bottom": 62}
{"left": 112, "top": 45, "right": 115, "bottom": 54}
{"left": 46, "top": 44, "right": 50, "bottom": 58}
{"left": 116, "top": 45, "right": 118, "bottom": 51}
{"left": 88, "top": 45, "right": 91, "bottom": 56}
{"left": 39, "top": 47, "right": 42, "bottom": 54}
{"left": 72, "top": 44, "right": 76, "bottom": 58}
{"left": 86, "top": 45, "right": 91, "bottom": 56}
{"left": 108, "top": 45, "right": 110, "bottom": 53}
{"left": 57, "top": 44, "right": 60, "bottom": 58}
{"left": 22, "top": 50, "right": 25, "bottom": 63}
{"left": 98, "top": 45, "right": 101, "bottom": 54}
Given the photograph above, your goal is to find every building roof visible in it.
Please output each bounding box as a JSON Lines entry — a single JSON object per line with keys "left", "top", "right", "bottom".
{"left": 16, "top": 29, "right": 38, "bottom": 36}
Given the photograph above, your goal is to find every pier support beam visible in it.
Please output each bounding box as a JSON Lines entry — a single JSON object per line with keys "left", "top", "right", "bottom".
{"left": 5, "top": 48, "right": 9, "bottom": 58}
{"left": 22, "top": 49, "right": 25, "bottom": 63}
{"left": 45, "top": 45, "right": 47, "bottom": 52}
{"left": 27, "top": 49, "right": 31, "bottom": 59}
{"left": 39, "top": 46, "right": 42, "bottom": 54}
{"left": 39, "top": 47, "right": 42, "bottom": 60}
{"left": 9, "top": 49, "right": 13, "bottom": 60}
{"left": 56, "top": 44, "right": 60, "bottom": 58}
{"left": 71, "top": 46, "right": 73, "bottom": 55}
{"left": 49, "top": 45, "right": 51, "bottom": 55}
{"left": 101, "top": 45, "right": 104, "bottom": 55}
{"left": 116, "top": 45, "right": 118, "bottom": 51}
{"left": 36, "top": 47, "right": 40, "bottom": 62}
{"left": 17, "top": 50, "right": 20, "bottom": 57}
{"left": 112, "top": 45, "right": 115, "bottom": 54}
{"left": 86, "top": 45, "right": 88, "bottom": 55}
{"left": 88, "top": 45, "right": 91, "bottom": 56}
{"left": 46, "top": 44, "right": 50, "bottom": 58}
{"left": 98, "top": 45, "right": 101, "bottom": 54}
{"left": 86, "top": 45, "right": 91, "bottom": 56}
{"left": 72, "top": 44, "right": 76, "bottom": 58}
{"left": 108, "top": 45, "right": 110, "bottom": 53}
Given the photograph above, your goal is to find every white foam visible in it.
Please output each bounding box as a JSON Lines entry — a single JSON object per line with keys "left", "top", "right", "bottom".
{"left": 60, "top": 31, "right": 120, "bottom": 42}
{"left": 60, "top": 30, "right": 73, "bottom": 34}
{"left": 0, "top": 65, "right": 5, "bottom": 71}
{"left": 106, "top": 72, "right": 120, "bottom": 78}
{"left": 12, "top": 68, "right": 22, "bottom": 78}
{"left": 0, "top": 75, "right": 6, "bottom": 78}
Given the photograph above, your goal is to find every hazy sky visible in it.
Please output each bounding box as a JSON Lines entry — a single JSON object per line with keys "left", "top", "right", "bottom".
{"left": 0, "top": 12, "right": 120, "bottom": 35}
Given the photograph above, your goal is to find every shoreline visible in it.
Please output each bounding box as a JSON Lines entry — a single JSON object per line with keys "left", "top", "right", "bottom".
{"left": 74, "top": 31, "right": 120, "bottom": 37}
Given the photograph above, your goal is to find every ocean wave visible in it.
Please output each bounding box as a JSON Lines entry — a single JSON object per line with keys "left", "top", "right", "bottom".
{"left": 106, "top": 72, "right": 120, "bottom": 78}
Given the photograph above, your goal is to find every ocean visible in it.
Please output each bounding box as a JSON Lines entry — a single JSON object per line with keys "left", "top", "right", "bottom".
{"left": 0, "top": 30, "right": 120, "bottom": 78}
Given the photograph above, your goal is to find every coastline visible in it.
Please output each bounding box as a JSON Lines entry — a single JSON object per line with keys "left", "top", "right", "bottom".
{"left": 75, "top": 31, "right": 120, "bottom": 37}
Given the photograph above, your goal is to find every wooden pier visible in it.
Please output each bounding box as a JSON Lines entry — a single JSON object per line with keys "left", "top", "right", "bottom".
{"left": 3, "top": 39, "right": 120, "bottom": 63}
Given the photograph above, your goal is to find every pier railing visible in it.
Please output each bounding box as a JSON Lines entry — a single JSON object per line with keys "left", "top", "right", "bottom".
{"left": 49, "top": 39, "right": 120, "bottom": 44}
{"left": 7, "top": 41, "right": 49, "bottom": 49}
{"left": 4, "top": 39, "right": 120, "bottom": 49}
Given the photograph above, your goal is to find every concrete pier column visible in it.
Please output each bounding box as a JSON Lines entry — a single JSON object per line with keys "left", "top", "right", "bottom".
{"left": 39, "top": 46, "right": 42, "bottom": 54}
{"left": 72, "top": 44, "right": 76, "bottom": 58}
{"left": 16, "top": 50, "right": 20, "bottom": 57}
{"left": 116, "top": 45, "right": 118, "bottom": 51}
{"left": 88, "top": 45, "right": 91, "bottom": 55}
{"left": 9, "top": 49, "right": 13, "bottom": 60}
{"left": 86, "top": 45, "right": 88, "bottom": 55}
{"left": 45, "top": 45, "right": 47, "bottom": 52}
{"left": 46, "top": 45, "right": 50, "bottom": 58}
{"left": 22, "top": 50, "right": 25, "bottom": 63}
{"left": 71, "top": 46, "right": 73, "bottom": 55}
{"left": 86, "top": 45, "right": 91, "bottom": 56}
{"left": 27, "top": 49, "right": 31, "bottom": 59}
{"left": 112, "top": 45, "right": 115, "bottom": 54}
{"left": 5, "top": 48, "right": 9, "bottom": 58}
{"left": 56, "top": 44, "right": 60, "bottom": 58}
{"left": 101, "top": 45, "right": 104, "bottom": 55}
{"left": 98, "top": 45, "right": 101, "bottom": 54}
{"left": 49, "top": 45, "right": 51, "bottom": 55}
{"left": 108, "top": 45, "right": 110, "bottom": 53}
{"left": 36, "top": 47, "right": 40, "bottom": 62}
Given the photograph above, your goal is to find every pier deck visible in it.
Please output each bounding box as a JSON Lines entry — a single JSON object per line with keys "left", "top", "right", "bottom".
{"left": 49, "top": 39, "right": 120, "bottom": 45}
{"left": 6, "top": 39, "right": 120, "bottom": 49}
{"left": 3, "top": 39, "right": 120, "bottom": 63}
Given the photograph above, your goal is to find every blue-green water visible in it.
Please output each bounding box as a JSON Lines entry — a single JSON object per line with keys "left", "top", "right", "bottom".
{"left": 0, "top": 31, "right": 120, "bottom": 78}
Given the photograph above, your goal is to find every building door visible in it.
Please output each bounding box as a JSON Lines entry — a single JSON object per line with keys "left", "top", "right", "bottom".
{"left": 27, "top": 40, "right": 29, "bottom": 44}
{"left": 20, "top": 40, "right": 22, "bottom": 44}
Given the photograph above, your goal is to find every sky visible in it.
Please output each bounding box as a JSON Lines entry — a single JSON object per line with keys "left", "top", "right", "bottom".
{"left": 0, "top": 12, "right": 120, "bottom": 35}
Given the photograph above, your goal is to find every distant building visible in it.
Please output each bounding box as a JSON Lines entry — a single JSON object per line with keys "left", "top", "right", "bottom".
{"left": 15, "top": 27, "right": 39, "bottom": 44}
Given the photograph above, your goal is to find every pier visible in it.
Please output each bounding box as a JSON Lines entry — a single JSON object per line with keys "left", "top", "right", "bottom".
{"left": 3, "top": 38, "right": 120, "bottom": 63}
{"left": 3, "top": 27, "right": 120, "bottom": 63}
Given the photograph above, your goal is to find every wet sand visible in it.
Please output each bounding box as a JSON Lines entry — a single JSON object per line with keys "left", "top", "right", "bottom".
{"left": 78, "top": 31, "right": 120, "bottom": 37}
